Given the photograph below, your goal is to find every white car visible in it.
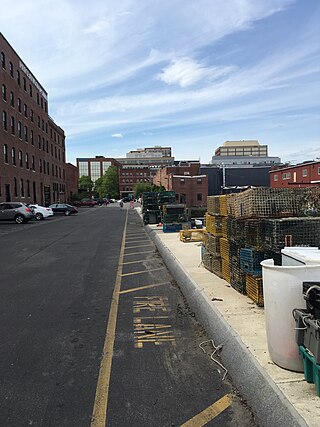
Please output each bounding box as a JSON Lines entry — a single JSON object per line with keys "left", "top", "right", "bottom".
{"left": 29, "top": 204, "right": 54, "bottom": 220}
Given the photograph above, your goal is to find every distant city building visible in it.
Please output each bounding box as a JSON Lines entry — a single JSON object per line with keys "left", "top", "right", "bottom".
{"left": 117, "top": 146, "right": 175, "bottom": 188}
{"left": 153, "top": 161, "right": 208, "bottom": 207}
{"left": 119, "top": 165, "right": 151, "bottom": 197}
{"left": 200, "top": 165, "right": 272, "bottom": 195}
{"left": 126, "top": 146, "right": 172, "bottom": 158}
{"left": 211, "top": 140, "right": 280, "bottom": 166}
{"left": 269, "top": 160, "right": 320, "bottom": 188}
{"left": 1, "top": 33, "right": 67, "bottom": 204}
{"left": 76, "top": 156, "right": 121, "bottom": 183}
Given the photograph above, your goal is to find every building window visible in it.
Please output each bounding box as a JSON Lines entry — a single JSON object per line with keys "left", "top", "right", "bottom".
{"left": 30, "top": 109, "right": 33, "bottom": 122}
{"left": 1, "top": 51, "right": 5, "bottom": 69}
{"left": 197, "top": 193, "right": 202, "bottom": 202}
{"left": 318, "top": 167, "right": 320, "bottom": 176}
{"left": 39, "top": 159, "right": 42, "bottom": 173}
{"left": 18, "top": 150, "right": 23, "bottom": 167}
{"left": 4, "top": 144, "right": 8, "bottom": 163}
{"left": 10, "top": 91, "right": 14, "bottom": 107}
{"left": 18, "top": 121, "right": 22, "bottom": 139}
{"left": 23, "top": 77, "right": 26, "bottom": 91}
{"left": 10, "top": 116, "right": 15, "bottom": 134}
{"left": 24, "top": 104, "right": 27, "bottom": 117}
{"left": 37, "top": 116, "right": 40, "bottom": 128}
{"left": 14, "top": 178, "right": 17, "bottom": 197}
{"left": 197, "top": 178, "right": 202, "bottom": 184}
{"left": 30, "top": 129, "right": 34, "bottom": 145}
{"left": 24, "top": 126, "right": 28, "bottom": 142}
{"left": 20, "top": 179, "right": 24, "bottom": 197}
{"left": 17, "top": 98, "right": 21, "bottom": 113}
{"left": 37, "top": 93, "right": 39, "bottom": 105}
{"left": 27, "top": 180, "right": 30, "bottom": 197}
{"left": 2, "top": 110, "right": 7, "bottom": 131}
{"left": 302, "top": 169, "right": 308, "bottom": 177}
{"left": 26, "top": 153, "right": 29, "bottom": 169}
{"left": 78, "top": 161, "right": 89, "bottom": 177}
{"left": 29, "top": 84, "right": 32, "bottom": 97}
{"left": 32, "top": 155, "right": 35, "bottom": 171}
{"left": 17, "top": 70, "right": 20, "bottom": 86}
{"left": 274, "top": 175, "right": 278, "bottom": 181}
{"left": 282, "top": 172, "right": 291, "bottom": 180}
{"left": 180, "top": 178, "right": 185, "bottom": 184}
{"left": 2, "top": 84, "right": 6, "bottom": 101}
{"left": 12, "top": 147, "right": 16, "bottom": 165}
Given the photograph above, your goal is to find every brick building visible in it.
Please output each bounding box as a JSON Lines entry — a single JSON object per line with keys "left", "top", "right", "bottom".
{"left": 269, "top": 161, "right": 320, "bottom": 188}
{"left": 119, "top": 165, "right": 150, "bottom": 197}
{"left": 153, "top": 161, "right": 208, "bottom": 207}
{"left": 65, "top": 163, "right": 79, "bottom": 202}
{"left": 1, "top": 33, "right": 66, "bottom": 205}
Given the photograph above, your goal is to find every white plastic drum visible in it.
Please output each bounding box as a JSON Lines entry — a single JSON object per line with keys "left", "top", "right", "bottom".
{"left": 261, "top": 259, "right": 320, "bottom": 372}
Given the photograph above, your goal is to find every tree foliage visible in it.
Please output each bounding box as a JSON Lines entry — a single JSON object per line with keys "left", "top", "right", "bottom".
{"left": 134, "top": 183, "right": 166, "bottom": 197}
{"left": 94, "top": 166, "right": 119, "bottom": 198}
{"left": 78, "top": 175, "right": 94, "bottom": 192}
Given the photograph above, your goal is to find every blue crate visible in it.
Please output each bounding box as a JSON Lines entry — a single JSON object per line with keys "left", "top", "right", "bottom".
{"left": 163, "top": 223, "right": 183, "bottom": 233}
{"left": 240, "top": 247, "right": 265, "bottom": 276}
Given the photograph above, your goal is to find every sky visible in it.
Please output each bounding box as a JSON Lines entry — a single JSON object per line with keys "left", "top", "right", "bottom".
{"left": 1, "top": 0, "right": 319, "bottom": 165}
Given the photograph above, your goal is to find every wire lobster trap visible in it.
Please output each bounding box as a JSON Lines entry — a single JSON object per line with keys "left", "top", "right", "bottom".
{"left": 230, "top": 254, "right": 246, "bottom": 295}
{"left": 204, "top": 233, "right": 220, "bottom": 255}
{"left": 207, "top": 195, "right": 220, "bottom": 216}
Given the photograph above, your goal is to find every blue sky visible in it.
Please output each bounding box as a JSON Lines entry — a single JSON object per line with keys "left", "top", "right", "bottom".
{"left": 1, "top": 0, "right": 319, "bottom": 165}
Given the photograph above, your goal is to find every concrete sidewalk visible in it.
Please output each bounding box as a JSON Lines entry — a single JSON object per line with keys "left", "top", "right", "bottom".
{"left": 144, "top": 222, "right": 320, "bottom": 427}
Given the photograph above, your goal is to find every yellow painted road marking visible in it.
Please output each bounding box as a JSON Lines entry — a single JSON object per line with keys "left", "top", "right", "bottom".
{"left": 119, "top": 282, "right": 168, "bottom": 294}
{"left": 180, "top": 394, "right": 232, "bottom": 427}
{"left": 121, "top": 267, "right": 164, "bottom": 277}
{"left": 124, "top": 250, "right": 155, "bottom": 256}
{"left": 91, "top": 209, "right": 128, "bottom": 427}
{"left": 121, "top": 259, "right": 146, "bottom": 265}
{"left": 125, "top": 244, "right": 154, "bottom": 249}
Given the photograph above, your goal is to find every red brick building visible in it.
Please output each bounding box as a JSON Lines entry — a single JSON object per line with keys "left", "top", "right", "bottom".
{"left": 119, "top": 165, "right": 150, "bottom": 197}
{"left": 270, "top": 161, "right": 320, "bottom": 188}
{"left": 1, "top": 33, "right": 67, "bottom": 205}
{"left": 153, "top": 161, "right": 208, "bottom": 207}
{"left": 65, "top": 163, "right": 79, "bottom": 202}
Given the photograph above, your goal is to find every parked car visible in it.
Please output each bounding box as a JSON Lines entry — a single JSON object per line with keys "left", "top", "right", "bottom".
{"left": 93, "top": 198, "right": 106, "bottom": 206}
{"left": 49, "top": 203, "right": 78, "bottom": 216}
{"left": 73, "top": 198, "right": 96, "bottom": 207}
{"left": 28, "top": 204, "right": 54, "bottom": 220}
{"left": 0, "top": 202, "right": 35, "bottom": 223}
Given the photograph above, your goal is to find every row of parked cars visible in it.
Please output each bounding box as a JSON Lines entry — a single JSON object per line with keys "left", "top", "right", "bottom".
{"left": 0, "top": 202, "right": 78, "bottom": 224}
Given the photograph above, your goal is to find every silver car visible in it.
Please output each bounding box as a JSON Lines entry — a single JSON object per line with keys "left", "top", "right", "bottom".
{"left": 0, "top": 202, "right": 35, "bottom": 224}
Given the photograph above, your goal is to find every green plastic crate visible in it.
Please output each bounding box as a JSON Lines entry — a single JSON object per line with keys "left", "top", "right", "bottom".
{"left": 299, "top": 345, "right": 320, "bottom": 396}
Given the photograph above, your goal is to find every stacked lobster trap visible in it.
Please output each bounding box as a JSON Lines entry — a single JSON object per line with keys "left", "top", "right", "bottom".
{"left": 202, "top": 187, "right": 320, "bottom": 306}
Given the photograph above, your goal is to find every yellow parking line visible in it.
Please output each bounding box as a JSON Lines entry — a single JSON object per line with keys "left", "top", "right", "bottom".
{"left": 125, "top": 244, "right": 154, "bottom": 249}
{"left": 124, "top": 250, "right": 155, "bottom": 256}
{"left": 91, "top": 210, "right": 128, "bottom": 427}
{"left": 125, "top": 239, "right": 151, "bottom": 244}
{"left": 180, "top": 394, "right": 232, "bottom": 427}
{"left": 121, "top": 267, "right": 165, "bottom": 277}
{"left": 119, "top": 282, "right": 168, "bottom": 294}
{"left": 121, "top": 260, "right": 145, "bottom": 265}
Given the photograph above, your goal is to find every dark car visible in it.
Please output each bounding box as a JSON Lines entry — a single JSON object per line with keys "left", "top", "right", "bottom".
{"left": 49, "top": 203, "right": 78, "bottom": 216}
{"left": 0, "top": 202, "right": 35, "bottom": 223}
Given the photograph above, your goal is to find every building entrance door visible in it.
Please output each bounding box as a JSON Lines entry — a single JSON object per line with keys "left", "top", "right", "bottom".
{"left": 33, "top": 181, "right": 37, "bottom": 203}
{"left": 44, "top": 185, "right": 51, "bottom": 206}
{"left": 5, "top": 184, "right": 11, "bottom": 202}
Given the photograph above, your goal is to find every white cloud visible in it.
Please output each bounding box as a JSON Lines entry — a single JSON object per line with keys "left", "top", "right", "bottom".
{"left": 112, "top": 133, "right": 124, "bottom": 138}
{"left": 157, "top": 57, "right": 235, "bottom": 87}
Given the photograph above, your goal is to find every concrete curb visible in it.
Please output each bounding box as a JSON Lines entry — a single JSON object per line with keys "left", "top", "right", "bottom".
{"left": 146, "top": 225, "right": 308, "bottom": 427}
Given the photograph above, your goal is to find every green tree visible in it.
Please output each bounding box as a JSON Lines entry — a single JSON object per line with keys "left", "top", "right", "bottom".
{"left": 134, "top": 182, "right": 152, "bottom": 198}
{"left": 78, "top": 175, "right": 94, "bottom": 192}
{"left": 94, "top": 177, "right": 105, "bottom": 197}
{"left": 103, "top": 165, "right": 119, "bottom": 199}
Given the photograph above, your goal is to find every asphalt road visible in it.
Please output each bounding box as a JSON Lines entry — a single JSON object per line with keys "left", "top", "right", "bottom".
{"left": 0, "top": 205, "right": 258, "bottom": 427}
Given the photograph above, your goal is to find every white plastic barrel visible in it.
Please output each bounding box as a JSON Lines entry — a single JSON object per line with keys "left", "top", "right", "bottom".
{"left": 261, "top": 259, "right": 320, "bottom": 372}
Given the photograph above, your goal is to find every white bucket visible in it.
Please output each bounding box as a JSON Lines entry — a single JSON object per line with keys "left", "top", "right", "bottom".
{"left": 261, "top": 259, "right": 320, "bottom": 372}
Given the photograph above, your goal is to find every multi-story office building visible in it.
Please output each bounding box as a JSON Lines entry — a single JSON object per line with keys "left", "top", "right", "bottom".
{"left": 126, "top": 146, "right": 172, "bottom": 158}
{"left": 211, "top": 140, "right": 280, "bottom": 166}
{"left": 1, "top": 33, "right": 66, "bottom": 205}
{"left": 76, "top": 156, "right": 121, "bottom": 182}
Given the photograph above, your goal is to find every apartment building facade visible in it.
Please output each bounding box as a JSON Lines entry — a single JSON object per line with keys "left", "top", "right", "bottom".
{"left": 1, "top": 33, "right": 66, "bottom": 205}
